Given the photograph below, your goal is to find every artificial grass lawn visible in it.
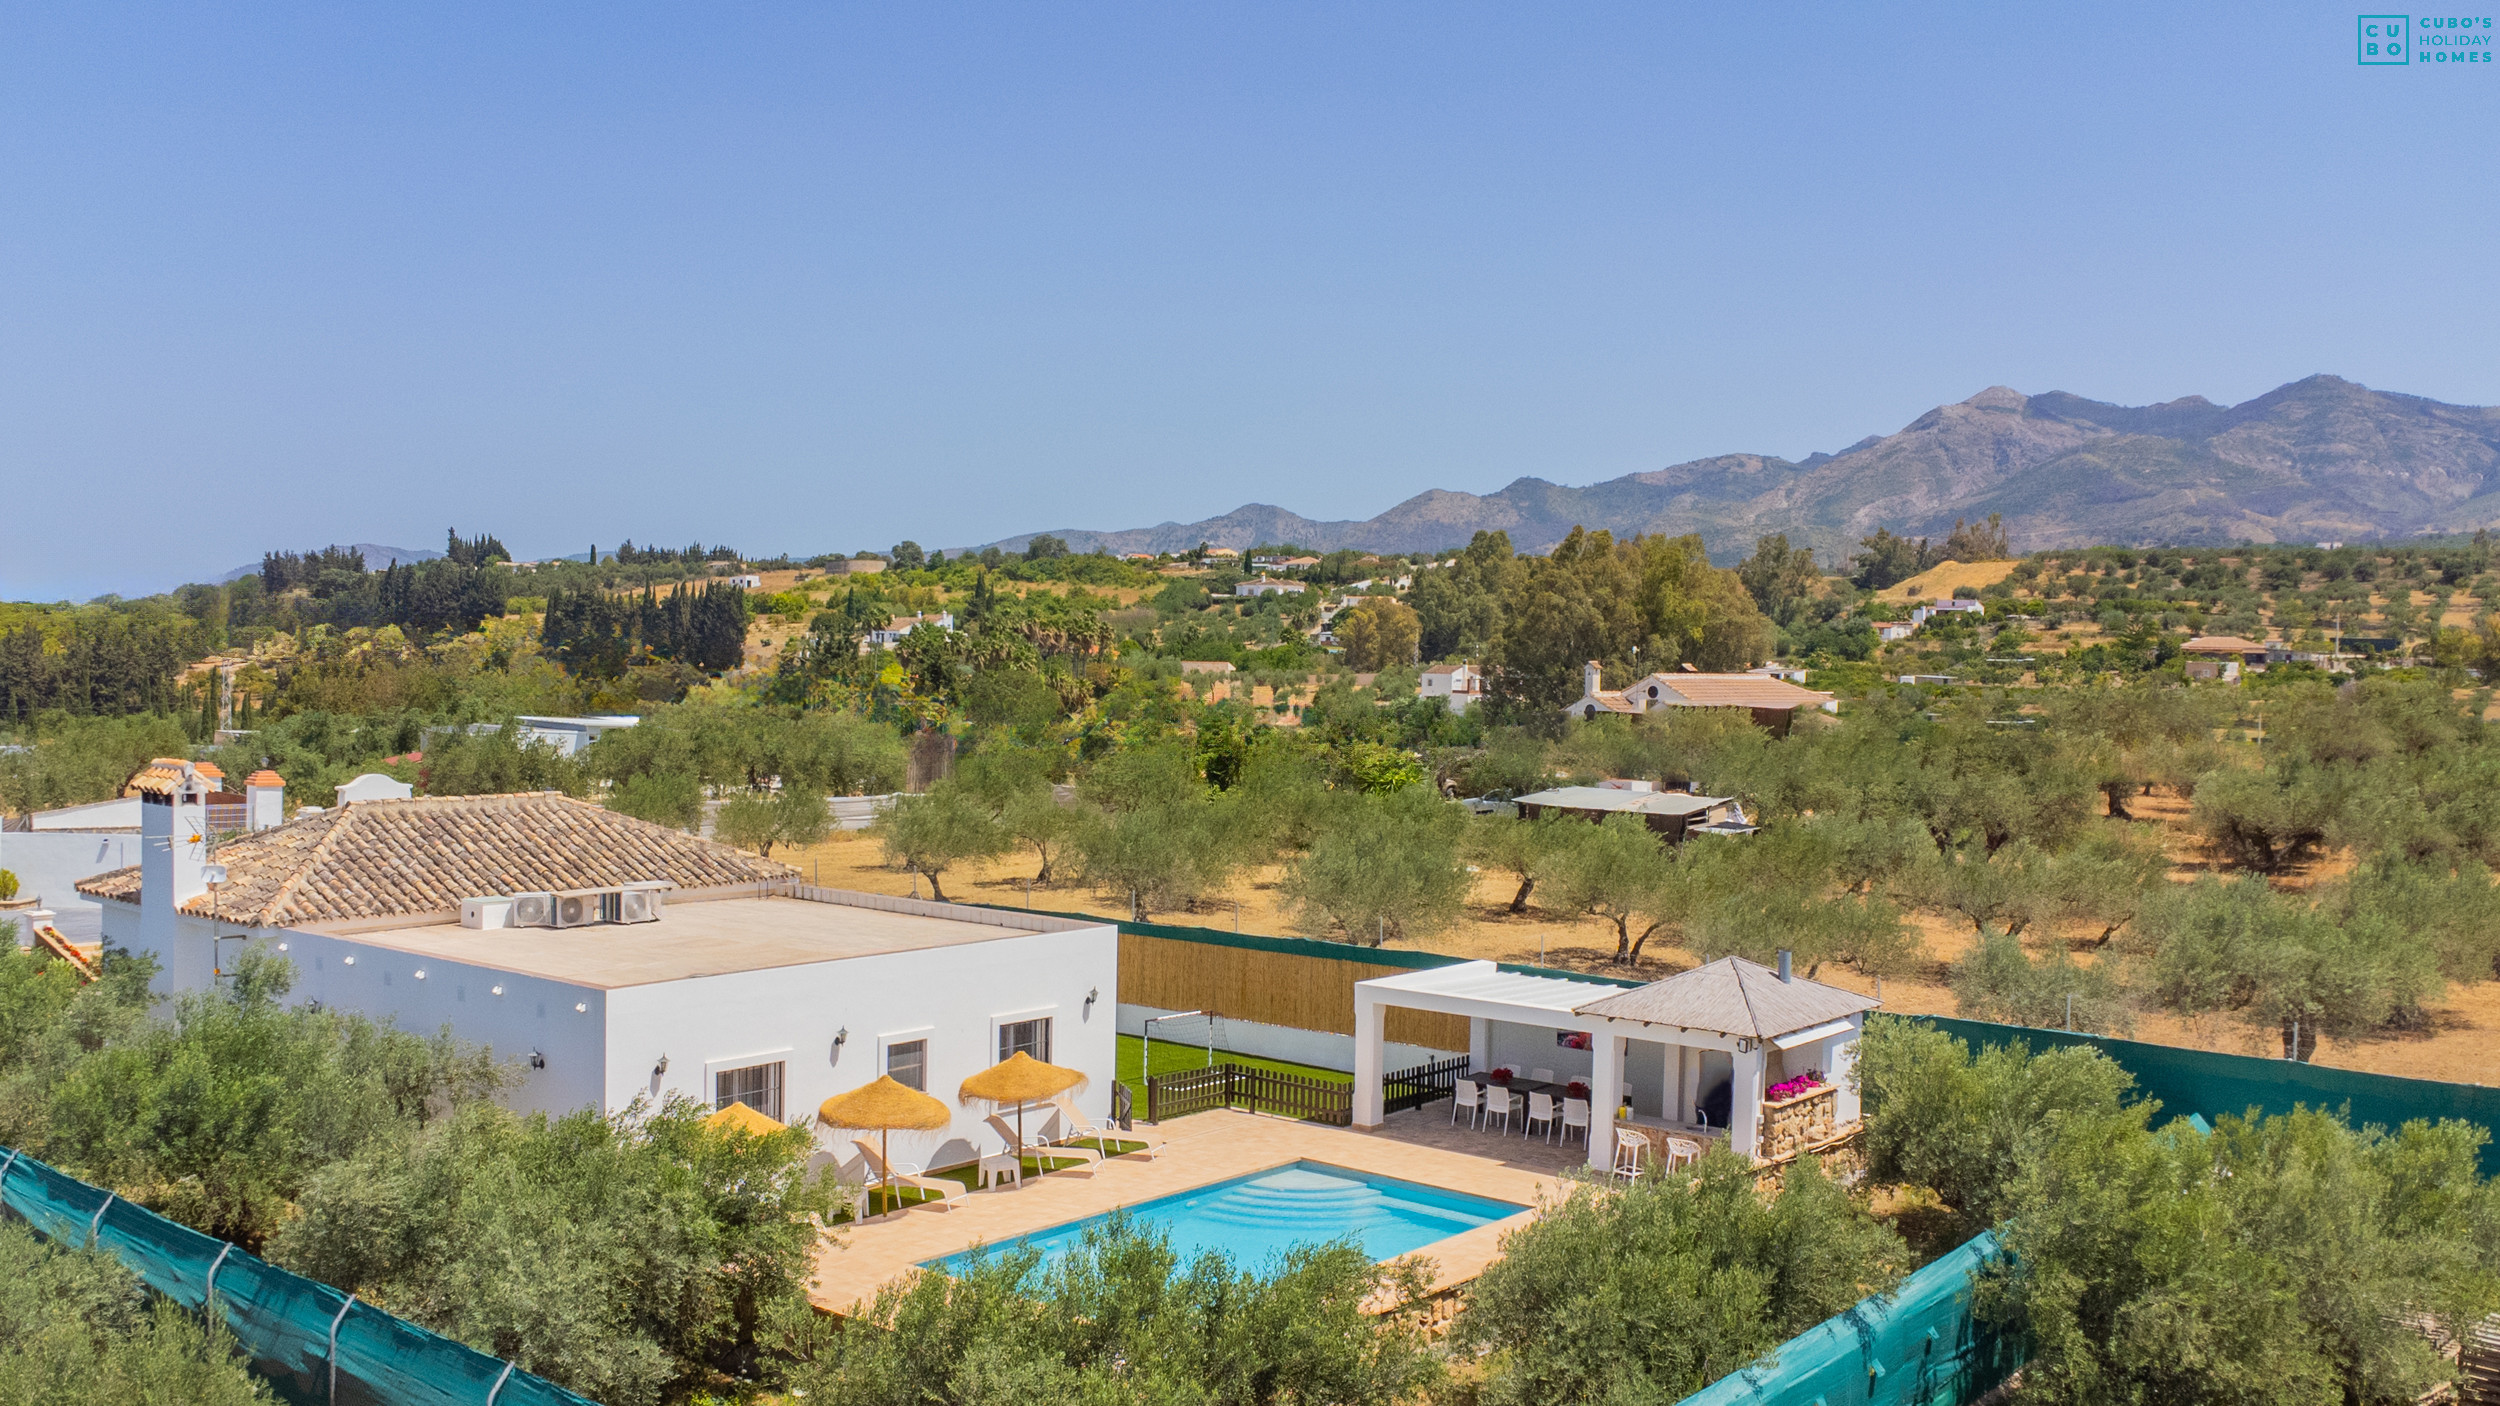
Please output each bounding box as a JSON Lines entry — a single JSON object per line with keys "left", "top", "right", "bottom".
{"left": 1114, "top": 1032, "right": 1345, "bottom": 1105}
{"left": 830, "top": 1041, "right": 1348, "bottom": 1224}
{"left": 840, "top": 1139, "right": 1155, "bottom": 1220}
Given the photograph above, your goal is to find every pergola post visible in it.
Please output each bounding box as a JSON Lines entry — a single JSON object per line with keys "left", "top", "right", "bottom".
{"left": 1352, "top": 987, "right": 1386, "bottom": 1128}
{"left": 1830, "top": 1022, "right": 1863, "bottom": 1123}
{"left": 1468, "top": 1016, "right": 1489, "bottom": 1072}
{"left": 1587, "top": 1027, "right": 1625, "bottom": 1171}
{"left": 1730, "top": 1039, "right": 1767, "bottom": 1159}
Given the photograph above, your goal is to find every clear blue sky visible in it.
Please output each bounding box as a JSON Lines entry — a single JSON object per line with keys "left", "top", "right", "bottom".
{"left": 5, "top": 3, "right": 2494, "bottom": 599}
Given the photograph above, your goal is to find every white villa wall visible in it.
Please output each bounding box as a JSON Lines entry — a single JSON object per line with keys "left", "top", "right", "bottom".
{"left": 101, "top": 890, "right": 1119, "bottom": 1172}
{"left": 98, "top": 903, "right": 611, "bottom": 1115}
{"left": 619, "top": 924, "right": 1118, "bottom": 1173}
{"left": 0, "top": 831, "right": 145, "bottom": 943}
{"left": 1485, "top": 1018, "right": 1594, "bottom": 1083}
{"left": 1120, "top": 1003, "right": 1455, "bottom": 1074}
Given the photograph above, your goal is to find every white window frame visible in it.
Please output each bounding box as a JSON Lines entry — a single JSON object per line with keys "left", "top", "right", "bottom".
{"left": 878, "top": 1026, "right": 936, "bottom": 1092}
{"left": 704, "top": 1048, "right": 793, "bottom": 1121}
{"left": 989, "top": 1005, "right": 1059, "bottom": 1066}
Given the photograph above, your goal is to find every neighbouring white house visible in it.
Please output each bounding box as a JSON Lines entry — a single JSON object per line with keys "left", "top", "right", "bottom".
{"left": 512, "top": 715, "right": 644, "bottom": 757}
{"left": 868, "top": 612, "right": 956, "bottom": 647}
{"left": 722, "top": 574, "right": 765, "bottom": 589}
{"left": 1908, "top": 598, "right": 1987, "bottom": 626}
{"left": 1419, "top": 663, "right": 1486, "bottom": 713}
{"left": 1562, "top": 661, "right": 1839, "bottom": 736}
{"left": 1877, "top": 622, "right": 1916, "bottom": 642}
{"left": 1512, "top": 782, "right": 1752, "bottom": 842}
{"left": 77, "top": 770, "right": 1120, "bottom": 1172}
{"left": 1353, "top": 955, "right": 1876, "bottom": 1169}
{"left": 21, "top": 796, "right": 142, "bottom": 831}
{"left": 1234, "top": 577, "right": 1307, "bottom": 598}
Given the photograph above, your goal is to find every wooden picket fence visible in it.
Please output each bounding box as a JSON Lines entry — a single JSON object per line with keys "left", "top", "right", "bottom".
{"left": 1144, "top": 1057, "right": 1467, "bottom": 1126}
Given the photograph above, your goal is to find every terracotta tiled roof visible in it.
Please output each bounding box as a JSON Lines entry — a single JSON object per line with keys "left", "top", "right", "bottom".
{"left": 245, "top": 770, "right": 286, "bottom": 787}
{"left": 123, "top": 759, "right": 210, "bottom": 797}
{"left": 76, "top": 792, "right": 793, "bottom": 926}
{"left": 2182, "top": 635, "right": 2266, "bottom": 655}
{"left": 1634, "top": 673, "right": 1835, "bottom": 711}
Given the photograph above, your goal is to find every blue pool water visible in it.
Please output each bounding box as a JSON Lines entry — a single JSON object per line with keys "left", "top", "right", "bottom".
{"left": 925, "top": 1160, "right": 1525, "bottom": 1275}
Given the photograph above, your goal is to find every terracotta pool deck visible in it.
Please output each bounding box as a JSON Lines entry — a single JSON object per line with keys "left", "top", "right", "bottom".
{"left": 807, "top": 1107, "right": 1585, "bottom": 1313}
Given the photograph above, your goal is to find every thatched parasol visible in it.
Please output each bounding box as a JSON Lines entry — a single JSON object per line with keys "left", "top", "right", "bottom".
{"left": 820, "top": 1076, "right": 952, "bottom": 1201}
{"left": 958, "top": 1051, "right": 1088, "bottom": 1153}
{"left": 704, "top": 1100, "right": 788, "bottom": 1137}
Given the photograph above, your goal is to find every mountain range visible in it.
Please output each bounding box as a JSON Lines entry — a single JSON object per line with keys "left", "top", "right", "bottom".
{"left": 971, "top": 376, "right": 2500, "bottom": 564}
{"left": 215, "top": 543, "right": 442, "bottom": 583}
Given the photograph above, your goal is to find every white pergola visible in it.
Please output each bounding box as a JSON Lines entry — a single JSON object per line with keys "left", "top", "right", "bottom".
{"left": 1352, "top": 957, "right": 1875, "bottom": 1170}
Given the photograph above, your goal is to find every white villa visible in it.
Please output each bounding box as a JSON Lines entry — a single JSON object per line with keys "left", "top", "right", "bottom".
{"left": 1418, "top": 663, "right": 1485, "bottom": 713}
{"left": 77, "top": 764, "right": 1118, "bottom": 1171}
{"left": 1563, "top": 662, "right": 1838, "bottom": 735}
{"left": 1352, "top": 956, "right": 1875, "bottom": 1170}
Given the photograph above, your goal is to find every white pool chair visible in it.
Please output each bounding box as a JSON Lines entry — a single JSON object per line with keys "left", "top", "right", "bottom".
{"left": 1560, "top": 1097, "right": 1591, "bottom": 1146}
{"left": 1525, "top": 1092, "right": 1558, "bottom": 1142}
{"left": 1482, "top": 1084, "right": 1523, "bottom": 1135}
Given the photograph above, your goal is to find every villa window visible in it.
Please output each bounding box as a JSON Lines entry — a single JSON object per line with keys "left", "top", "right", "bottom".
{"left": 999, "top": 1017, "right": 1052, "bottom": 1064}
{"left": 886, "top": 1038, "right": 928, "bottom": 1091}
{"left": 715, "top": 1060, "right": 784, "bottom": 1122}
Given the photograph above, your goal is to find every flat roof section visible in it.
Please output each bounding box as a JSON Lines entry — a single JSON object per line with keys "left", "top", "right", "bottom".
{"left": 303, "top": 891, "right": 1102, "bottom": 990}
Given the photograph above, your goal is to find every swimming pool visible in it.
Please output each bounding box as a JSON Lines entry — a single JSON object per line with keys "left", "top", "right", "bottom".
{"left": 924, "top": 1160, "right": 1526, "bottom": 1275}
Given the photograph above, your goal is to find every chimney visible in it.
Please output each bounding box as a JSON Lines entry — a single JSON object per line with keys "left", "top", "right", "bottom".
{"left": 1583, "top": 660, "right": 1602, "bottom": 698}
{"left": 1776, "top": 949, "right": 1793, "bottom": 983}
{"left": 246, "top": 770, "right": 286, "bottom": 831}
{"left": 138, "top": 759, "right": 211, "bottom": 919}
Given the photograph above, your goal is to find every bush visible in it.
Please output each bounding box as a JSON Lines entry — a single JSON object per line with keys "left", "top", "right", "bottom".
{"left": 1855, "top": 1016, "right": 2134, "bottom": 1241}
{"left": 1457, "top": 1146, "right": 1906, "bottom": 1406}
{"left": 0, "top": 1223, "right": 268, "bottom": 1406}
{"left": 26, "top": 951, "right": 498, "bottom": 1250}
{"left": 1987, "top": 1106, "right": 2500, "bottom": 1406}
{"left": 273, "top": 1097, "right": 837, "bottom": 1406}
{"left": 789, "top": 1212, "right": 1437, "bottom": 1406}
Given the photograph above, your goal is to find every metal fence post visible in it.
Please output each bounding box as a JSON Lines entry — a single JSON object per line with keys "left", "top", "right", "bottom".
{"left": 487, "top": 1361, "right": 516, "bottom": 1406}
{"left": 87, "top": 1192, "right": 115, "bottom": 1248}
{"left": 327, "top": 1294, "right": 357, "bottom": 1405}
{"left": 205, "top": 1242, "right": 233, "bottom": 1307}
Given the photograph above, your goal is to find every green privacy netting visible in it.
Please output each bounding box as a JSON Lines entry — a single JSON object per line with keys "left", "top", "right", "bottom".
{"left": 1679, "top": 1232, "right": 2018, "bottom": 1406}
{"left": 0, "top": 1144, "right": 596, "bottom": 1406}
{"left": 1916, "top": 1015, "right": 2500, "bottom": 1177}
{"left": 1679, "top": 1017, "right": 2500, "bottom": 1406}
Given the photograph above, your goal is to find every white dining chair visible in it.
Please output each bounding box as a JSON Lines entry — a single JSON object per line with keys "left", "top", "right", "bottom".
{"left": 1529, "top": 1067, "right": 1557, "bottom": 1086}
{"left": 1451, "top": 1078, "right": 1485, "bottom": 1128}
{"left": 1525, "top": 1092, "right": 1558, "bottom": 1142}
{"left": 1482, "top": 1084, "right": 1522, "bottom": 1135}
{"left": 1611, "top": 1128, "right": 1647, "bottom": 1183}
{"left": 1560, "top": 1097, "right": 1591, "bottom": 1146}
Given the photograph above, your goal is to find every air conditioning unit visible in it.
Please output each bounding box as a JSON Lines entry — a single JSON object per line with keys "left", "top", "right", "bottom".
{"left": 616, "top": 888, "right": 662, "bottom": 923}
{"left": 510, "top": 892, "right": 555, "bottom": 928}
{"left": 553, "top": 889, "right": 606, "bottom": 928}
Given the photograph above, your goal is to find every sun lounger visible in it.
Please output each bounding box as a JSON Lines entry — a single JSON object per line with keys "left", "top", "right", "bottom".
{"left": 850, "top": 1136, "right": 967, "bottom": 1213}
{"left": 1050, "top": 1092, "right": 1166, "bottom": 1157}
{"left": 985, "top": 1113, "right": 1101, "bottom": 1172}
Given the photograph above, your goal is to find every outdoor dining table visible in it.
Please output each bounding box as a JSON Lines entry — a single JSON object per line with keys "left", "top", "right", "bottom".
{"left": 1478, "top": 1079, "right": 1592, "bottom": 1135}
